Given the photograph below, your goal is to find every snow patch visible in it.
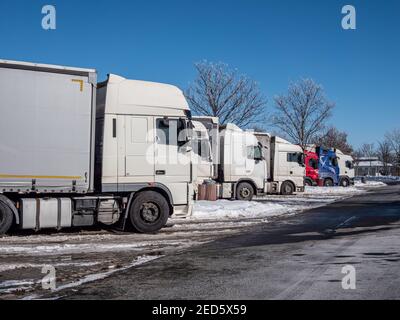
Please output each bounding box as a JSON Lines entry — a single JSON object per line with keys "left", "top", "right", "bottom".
{"left": 304, "top": 186, "right": 363, "bottom": 194}
{"left": 192, "top": 200, "right": 290, "bottom": 221}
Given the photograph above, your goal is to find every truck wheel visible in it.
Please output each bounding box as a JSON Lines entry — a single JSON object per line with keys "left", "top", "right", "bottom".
{"left": 340, "top": 178, "right": 350, "bottom": 187}
{"left": 0, "top": 202, "right": 14, "bottom": 235}
{"left": 281, "top": 181, "right": 294, "bottom": 195}
{"left": 324, "top": 179, "right": 334, "bottom": 187}
{"left": 236, "top": 182, "right": 254, "bottom": 201}
{"left": 129, "top": 191, "right": 170, "bottom": 233}
{"left": 304, "top": 178, "right": 313, "bottom": 187}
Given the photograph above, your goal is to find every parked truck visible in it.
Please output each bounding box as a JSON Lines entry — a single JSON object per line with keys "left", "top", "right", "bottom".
{"left": 305, "top": 146, "right": 353, "bottom": 187}
{"left": 0, "top": 60, "right": 195, "bottom": 235}
{"left": 316, "top": 146, "right": 340, "bottom": 186}
{"left": 304, "top": 150, "right": 319, "bottom": 186}
{"left": 255, "top": 132, "right": 306, "bottom": 196}
{"left": 336, "top": 149, "right": 355, "bottom": 187}
{"left": 191, "top": 118, "right": 305, "bottom": 200}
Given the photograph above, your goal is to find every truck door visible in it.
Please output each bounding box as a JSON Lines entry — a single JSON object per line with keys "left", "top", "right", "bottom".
{"left": 124, "top": 116, "right": 155, "bottom": 180}
{"left": 154, "top": 117, "right": 192, "bottom": 205}
{"left": 193, "top": 134, "right": 213, "bottom": 182}
{"left": 116, "top": 115, "right": 156, "bottom": 189}
{"left": 288, "top": 152, "right": 305, "bottom": 178}
{"left": 246, "top": 145, "right": 266, "bottom": 189}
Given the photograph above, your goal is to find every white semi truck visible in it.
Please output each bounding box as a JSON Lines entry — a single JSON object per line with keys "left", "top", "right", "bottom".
{"left": 191, "top": 118, "right": 305, "bottom": 200}
{"left": 0, "top": 60, "right": 195, "bottom": 235}
{"left": 336, "top": 149, "right": 355, "bottom": 187}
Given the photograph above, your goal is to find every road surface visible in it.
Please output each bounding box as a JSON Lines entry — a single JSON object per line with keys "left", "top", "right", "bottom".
{"left": 54, "top": 184, "right": 400, "bottom": 300}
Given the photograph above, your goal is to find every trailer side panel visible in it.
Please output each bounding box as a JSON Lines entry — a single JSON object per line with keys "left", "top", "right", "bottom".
{"left": 0, "top": 64, "right": 95, "bottom": 193}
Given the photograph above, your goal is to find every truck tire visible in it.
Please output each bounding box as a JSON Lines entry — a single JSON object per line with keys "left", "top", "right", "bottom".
{"left": 340, "top": 178, "right": 350, "bottom": 187}
{"left": 304, "top": 178, "right": 313, "bottom": 187}
{"left": 281, "top": 181, "right": 294, "bottom": 195}
{"left": 236, "top": 182, "right": 254, "bottom": 201}
{"left": 129, "top": 191, "right": 170, "bottom": 233}
{"left": 324, "top": 178, "right": 334, "bottom": 187}
{"left": 0, "top": 201, "right": 14, "bottom": 235}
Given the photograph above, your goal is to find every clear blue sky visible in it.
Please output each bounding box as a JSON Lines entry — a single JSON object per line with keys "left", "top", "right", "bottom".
{"left": 1, "top": 0, "right": 399, "bottom": 148}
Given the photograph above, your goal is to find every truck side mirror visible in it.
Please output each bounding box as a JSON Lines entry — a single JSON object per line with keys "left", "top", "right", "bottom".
{"left": 182, "top": 145, "right": 192, "bottom": 153}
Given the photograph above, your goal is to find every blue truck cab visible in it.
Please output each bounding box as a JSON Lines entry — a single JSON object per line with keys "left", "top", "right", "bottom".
{"left": 316, "top": 147, "right": 339, "bottom": 186}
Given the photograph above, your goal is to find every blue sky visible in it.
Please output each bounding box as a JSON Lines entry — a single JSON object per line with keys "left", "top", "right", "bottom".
{"left": 0, "top": 0, "right": 399, "bottom": 148}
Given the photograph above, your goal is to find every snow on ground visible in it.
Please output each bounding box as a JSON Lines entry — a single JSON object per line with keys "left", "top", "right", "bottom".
{"left": 355, "top": 180, "right": 387, "bottom": 187}
{"left": 304, "top": 186, "right": 363, "bottom": 195}
{"left": 192, "top": 200, "right": 289, "bottom": 220}
{"left": 0, "top": 181, "right": 386, "bottom": 299}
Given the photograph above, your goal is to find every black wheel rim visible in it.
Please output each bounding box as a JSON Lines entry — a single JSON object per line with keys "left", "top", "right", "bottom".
{"left": 140, "top": 202, "right": 160, "bottom": 224}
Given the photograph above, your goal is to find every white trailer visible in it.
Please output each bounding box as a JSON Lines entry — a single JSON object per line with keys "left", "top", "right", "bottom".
{"left": 0, "top": 60, "right": 195, "bottom": 235}
{"left": 336, "top": 149, "right": 355, "bottom": 186}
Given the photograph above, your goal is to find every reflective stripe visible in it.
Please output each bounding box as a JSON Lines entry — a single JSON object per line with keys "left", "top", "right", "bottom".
{"left": 0, "top": 174, "right": 82, "bottom": 180}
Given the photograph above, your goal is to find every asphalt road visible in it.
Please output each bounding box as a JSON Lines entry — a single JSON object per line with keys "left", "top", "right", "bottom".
{"left": 58, "top": 184, "right": 400, "bottom": 300}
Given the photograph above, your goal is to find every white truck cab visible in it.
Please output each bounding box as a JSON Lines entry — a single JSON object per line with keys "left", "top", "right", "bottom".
{"left": 336, "top": 149, "right": 355, "bottom": 187}
{"left": 219, "top": 123, "right": 267, "bottom": 200}
{"left": 271, "top": 136, "right": 306, "bottom": 194}
{"left": 97, "top": 74, "right": 195, "bottom": 220}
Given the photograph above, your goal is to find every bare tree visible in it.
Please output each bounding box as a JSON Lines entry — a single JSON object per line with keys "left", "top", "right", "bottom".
{"left": 359, "top": 143, "right": 376, "bottom": 158}
{"left": 313, "top": 126, "right": 353, "bottom": 154}
{"left": 385, "top": 129, "right": 400, "bottom": 175}
{"left": 377, "top": 139, "right": 393, "bottom": 176}
{"left": 185, "top": 61, "right": 267, "bottom": 128}
{"left": 357, "top": 143, "right": 376, "bottom": 176}
{"left": 270, "top": 79, "right": 334, "bottom": 150}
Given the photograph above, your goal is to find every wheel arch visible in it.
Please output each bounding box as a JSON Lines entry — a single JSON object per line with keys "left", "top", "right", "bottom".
{"left": 304, "top": 177, "right": 314, "bottom": 186}
{"left": 236, "top": 179, "right": 258, "bottom": 194}
{"left": 127, "top": 185, "right": 174, "bottom": 216}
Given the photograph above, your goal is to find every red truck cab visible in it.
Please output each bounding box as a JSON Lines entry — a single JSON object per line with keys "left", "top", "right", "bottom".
{"left": 304, "top": 151, "right": 319, "bottom": 186}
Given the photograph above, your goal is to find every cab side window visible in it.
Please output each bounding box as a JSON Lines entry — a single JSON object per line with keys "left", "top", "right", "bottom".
{"left": 247, "top": 146, "right": 263, "bottom": 160}
{"left": 346, "top": 160, "right": 354, "bottom": 169}
{"left": 156, "top": 119, "right": 186, "bottom": 146}
{"left": 287, "top": 153, "right": 298, "bottom": 163}
{"left": 309, "top": 158, "right": 318, "bottom": 169}
{"left": 330, "top": 157, "right": 339, "bottom": 167}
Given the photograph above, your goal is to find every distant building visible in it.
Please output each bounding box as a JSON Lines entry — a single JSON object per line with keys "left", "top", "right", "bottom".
{"left": 354, "top": 157, "right": 394, "bottom": 176}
